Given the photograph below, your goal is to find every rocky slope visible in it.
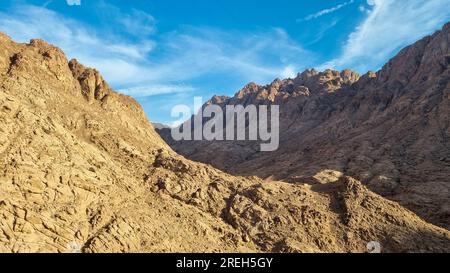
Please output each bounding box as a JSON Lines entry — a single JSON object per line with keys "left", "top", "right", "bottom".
{"left": 0, "top": 32, "right": 449, "bottom": 253}
{"left": 159, "top": 22, "right": 450, "bottom": 230}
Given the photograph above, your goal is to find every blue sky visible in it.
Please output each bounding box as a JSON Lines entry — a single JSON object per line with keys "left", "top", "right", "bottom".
{"left": 1, "top": 0, "right": 449, "bottom": 124}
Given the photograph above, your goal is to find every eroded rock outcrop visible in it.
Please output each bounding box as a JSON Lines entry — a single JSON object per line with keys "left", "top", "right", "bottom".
{"left": 69, "top": 59, "right": 111, "bottom": 103}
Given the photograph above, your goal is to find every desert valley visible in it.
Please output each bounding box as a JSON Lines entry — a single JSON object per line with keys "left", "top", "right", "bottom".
{"left": 0, "top": 20, "right": 449, "bottom": 253}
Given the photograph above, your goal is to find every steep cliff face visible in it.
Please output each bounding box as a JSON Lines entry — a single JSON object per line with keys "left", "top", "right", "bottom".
{"left": 0, "top": 32, "right": 449, "bottom": 253}
{"left": 160, "top": 22, "right": 450, "bottom": 229}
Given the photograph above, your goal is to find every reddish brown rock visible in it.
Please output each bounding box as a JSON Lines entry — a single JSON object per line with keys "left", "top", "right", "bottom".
{"left": 161, "top": 22, "right": 450, "bottom": 230}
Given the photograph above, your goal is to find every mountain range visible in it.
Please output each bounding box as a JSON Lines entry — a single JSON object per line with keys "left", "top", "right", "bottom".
{"left": 0, "top": 22, "right": 449, "bottom": 252}
{"left": 159, "top": 22, "right": 450, "bottom": 230}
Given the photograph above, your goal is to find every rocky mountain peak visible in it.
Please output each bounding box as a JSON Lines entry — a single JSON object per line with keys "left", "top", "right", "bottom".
{"left": 296, "top": 68, "right": 319, "bottom": 79}
{"left": 207, "top": 94, "right": 231, "bottom": 105}
{"left": 377, "top": 21, "right": 450, "bottom": 89}
{"left": 293, "top": 68, "right": 360, "bottom": 93}
{"left": 341, "top": 69, "right": 360, "bottom": 83}
{"left": 235, "top": 82, "right": 260, "bottom": 99}
{"left": 215, "top": 68, "right": 360, "bottom": 108}
{"left": 68, "top": 59, "right": 111, "bottom": 104}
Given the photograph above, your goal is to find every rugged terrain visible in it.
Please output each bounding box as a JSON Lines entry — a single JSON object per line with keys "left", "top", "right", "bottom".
{"left": 159, "top": 23, "right": 450, "bottom": 230}
{"left": 0, "top": 31, "right": 449, "bottom": 253}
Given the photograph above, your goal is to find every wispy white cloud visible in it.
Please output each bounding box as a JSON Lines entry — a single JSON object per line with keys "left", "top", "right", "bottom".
{"left": 95, "top": 1, "right": 156, "bottom": 37}
{"left": 0, "top": 5, "right": 154, "bottom": 60}
{"left": 280, "top": 65, "right": 297, "bottom": 79}
{"left": 157, "top": 26, "right": 312, "bottom": 83}
{"left": 323, "top": 0, "right": 450, "bottom": 72}
{"left": 298, "top": 0, "right": 354, "bottom": 22}
{"left": 118, "top": 84, "right": 195, "bottom": 98}
{"left": 118, "top": 9, "right": 156, "bottom": 36}
{"left": 307, "top": 19, "right": 340, "bottom": 45}
{"left": 0, "top": 4, "right": 313, "bottom": 100}
{"left": 358, "top": 5, "right": 370, "bottom": 14}
{"left": 66, "top": 0, "right": 81, "bottom": 6}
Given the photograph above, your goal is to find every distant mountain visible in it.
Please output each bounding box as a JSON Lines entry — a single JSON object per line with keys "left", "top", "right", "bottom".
{"left": 159, "top": 22, "right": 450, "bottom": 230}
{"left": 152, "top": 122, "right": 171, "bottom": 130}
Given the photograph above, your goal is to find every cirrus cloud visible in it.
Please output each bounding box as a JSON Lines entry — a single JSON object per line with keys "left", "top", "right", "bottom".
{"left": 298, "top": 0, "right": 355, "bottom": 22}
{"left": 323, "top": 0, "right": 450, "bottom": 72}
